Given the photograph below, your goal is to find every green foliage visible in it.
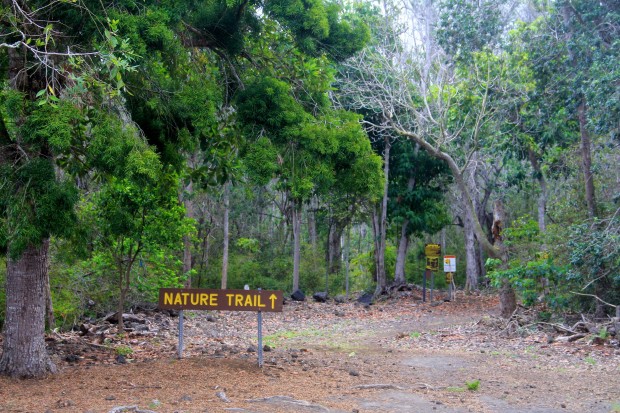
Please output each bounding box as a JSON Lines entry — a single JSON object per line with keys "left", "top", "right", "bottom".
{"left": 115, "top": 345, "right": 133, "bottom": 357}
{"left": 466, "top": 379, "right": 480, "bottom": 391}
{"left": 265, "top": 0, "right": 369, "bottom": 60}
{"left": 388, "top": 139, "right": 451, "bottom": 237}
{"left": 236, "top": 238, "right": 260, "bottom": 254}
{"left": 134, "top": 250, "right": 187, "bottom": 303}
{"left": 436, "top": 0, "right": 503, "bottom": 62}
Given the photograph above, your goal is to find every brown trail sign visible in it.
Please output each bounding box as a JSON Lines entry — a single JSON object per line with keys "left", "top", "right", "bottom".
{"left": 158, "top": 288, "right": 283, "bottom": 312}
{"left": 158, "top": 288, "right": 284, "bottom": 365}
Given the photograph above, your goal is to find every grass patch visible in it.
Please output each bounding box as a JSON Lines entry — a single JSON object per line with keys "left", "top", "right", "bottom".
{"left": 466, "top": 379, "right": 480, "bottom": 391}
{"left": 115, "top": 345, "right": 133, "bottom": 356}
{"left": 446, "top": 386, "right": 466, "bottom": 392}
{"left": 584, "top": 356, "right": 597, "bottom": 365}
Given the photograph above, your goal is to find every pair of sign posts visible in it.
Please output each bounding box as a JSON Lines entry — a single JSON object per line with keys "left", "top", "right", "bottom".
{"left": 158, "top": 288, "right": 284, "bottom": 367}
{"left": 424, "top": 244, "right": 456, "bottom": 302}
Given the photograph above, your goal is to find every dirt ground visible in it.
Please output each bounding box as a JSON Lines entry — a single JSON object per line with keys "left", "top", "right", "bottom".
{"left": 0, "top": 291, "right": 619, "bottom": 413}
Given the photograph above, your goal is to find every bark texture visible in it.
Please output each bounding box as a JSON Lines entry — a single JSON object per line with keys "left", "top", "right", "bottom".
{"left": 528, "top": 149, "right": 548, "bottom": 232}
{"left": 0, "top": 240, "right": 57, "bottom": 378}
{"left": 327, "top": 222, "right": 343, "bottom": 275}
{"left": 493, "top": 201, "right": 517, "bottom": 318}
{"left": 463, "top": 208, "right": 478, "bottom": 291}
{"left": 291, "top": 205, "right": 302, "bottom": 292}
{"left": 577, "top": 101, "right": 597, "bottom": 218}
{"left": 373, "top": 137, "right": 391, "bottom": 296}
{"left": 393, "top": 220, "right": 409, "bottom": 286}
{"left": 307, "top": 197, "right": 317, "bottom": 248}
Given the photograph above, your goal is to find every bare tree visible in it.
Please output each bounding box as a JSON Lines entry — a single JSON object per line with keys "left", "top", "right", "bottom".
{"left": 334, "top": 0, "right": 517, "bottom": 316}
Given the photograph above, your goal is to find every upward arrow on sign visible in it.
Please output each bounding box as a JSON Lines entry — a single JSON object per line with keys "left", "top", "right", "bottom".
{"left": 269, "top": 294, "right": 277, "bottom": 310}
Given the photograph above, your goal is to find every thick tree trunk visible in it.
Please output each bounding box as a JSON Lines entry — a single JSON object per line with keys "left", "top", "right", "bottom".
{"left": 45, "top": 272, "right": 55, "bottom": 330}
{"left": 221, "top": 183, "right": 230, "bottom": 289}
{"left": 577, "top": 101, "right": 597, "bottom": 218}
{"left": 292, "top": 204, "right": 302, "bottom": 292}
{"left": 393, "top": 220, "right": 409, "bottom": 285}
{"left": 0, "top": 240, "right": 57, "bottom": 378}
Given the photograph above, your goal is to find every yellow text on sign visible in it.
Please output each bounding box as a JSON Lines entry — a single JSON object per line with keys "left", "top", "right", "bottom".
{"left": 163, "top": 292, "right": 219, "bottom": 307}
{"left": 158, "top": 288, "right": 283, "bottom": 312}
{"left": 227, "top": 293, "right": 265, "bottom": 308}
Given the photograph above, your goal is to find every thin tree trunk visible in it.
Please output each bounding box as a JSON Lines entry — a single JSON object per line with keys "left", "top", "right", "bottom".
{"left": 528, "top": 149, "right": 548, "bottom": 232}
{"left": 221, "top": 183, "right": 230, "bottom": 289}
{"left": 374, "top": 137, "right": 391, "bottom": 296}
{"left": 308, "top": 196, "right": 317, "bottom": 248}
{"left": 118, "top": 285, "right": 126, "bottom": 332}
{"left": 578, "top": 101, "right": 597, "bottom": 218}
{"left": 292, "top": 203, "right": 302, "bottom": 292}
{"left": 393, "top": 220, "right": 409, "bottom": 286}
{"left": 345, "top": 226, "right": 351, "bottom": 299}
{"left": 0, "top": 240, "right": 57, "bottom": 378}
{"left": 394, "top": 175, "right": 416, "bottom": 286}
{"left": 328, "top": 220, "right": 346, "bottom": 275}
{"left": 372, "top": 207, "right": 382, "bottom": 284}
{"left": 182, "top": 180, "right": 194, "bottom": 288}
{"left": 463, "top": 207, "right": 478, "bottom": 291}
{"left": 493, "top": 200, "right": 516, "bottom": 318}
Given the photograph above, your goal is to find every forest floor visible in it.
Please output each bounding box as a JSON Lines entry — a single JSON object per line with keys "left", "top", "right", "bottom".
{"left": 0, "top": 290, "right": 619, "bottom": 413}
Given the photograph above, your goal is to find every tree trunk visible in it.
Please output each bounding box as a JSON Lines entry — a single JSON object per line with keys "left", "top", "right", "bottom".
{"left": 528, "top": 149, "right": 548, "bottom": 232}
{"left": 344, "top": 226, "right": 351, "bottom": 298}
{"left": 463, "top": 205, "right": 479, "bottom": 291}
{"left": 0, "top": 240, "right": 57, "bottom": 378}
{"left": 327, "top": 220, "right": 345, "bottom": 275}
{"left": 182, "top": 180, "right": 194, "bottom": 288}
{"left": 45, "top": 271, "right": 55, "bottom": 330}
{"left": 221, "top": 183, "right": 230, "bottom": 289}
{"left": 118, "top": 286, "right": 126, "bottom": 332}
{"left": 372, "top": 207, "right": 384, "bottom": 291}
{"left": 577, "top": 101, "right": 597, "bottom": 218}
{"left": 394, "top": 175, "right": 416, "bottom": 286}
{"left": 493, "top": 200, "right": 516, "bottom": 318}
{"left": 308, "top": 196, "right": 317, "bottom": 248}
{"left": 393, "top": 220, "right": 409, "bottom": 286}
{"left": 374, "top": 136, "right": 391, "bottom": 296}
{"left": 292, "top": 203, "right": 302, "bottom": 292}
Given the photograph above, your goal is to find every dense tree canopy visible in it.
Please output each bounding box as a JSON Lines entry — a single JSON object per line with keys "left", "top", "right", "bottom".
{"left": 1, "top": 0, "right": 618, "bottom": 378}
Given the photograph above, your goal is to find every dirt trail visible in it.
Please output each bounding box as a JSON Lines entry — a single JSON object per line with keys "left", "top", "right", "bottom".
{"left": 0, "top": 294, "right": 619, "bottom": 413}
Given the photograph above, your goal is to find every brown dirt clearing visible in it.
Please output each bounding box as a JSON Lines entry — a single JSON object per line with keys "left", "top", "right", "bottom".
{"left": 1, "top": 292, "right": 619, "bottom": 413}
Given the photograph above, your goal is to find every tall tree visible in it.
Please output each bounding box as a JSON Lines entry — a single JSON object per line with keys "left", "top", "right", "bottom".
{"left": 0, "top": 0, "right": 141, "bottom": 377}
